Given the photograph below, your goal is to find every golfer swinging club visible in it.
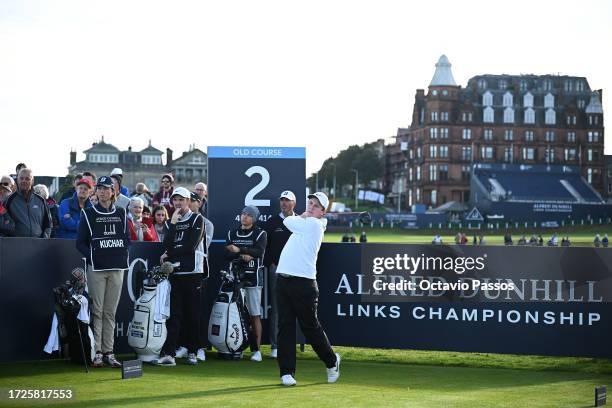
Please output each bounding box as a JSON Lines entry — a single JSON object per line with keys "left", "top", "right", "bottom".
{"left": 275, "top": 192, "right": 340, "bottom": 386}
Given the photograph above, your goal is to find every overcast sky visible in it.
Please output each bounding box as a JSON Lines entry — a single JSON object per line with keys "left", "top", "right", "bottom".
{"left": 1, "top": 0, "right": 610, "bottom": 178}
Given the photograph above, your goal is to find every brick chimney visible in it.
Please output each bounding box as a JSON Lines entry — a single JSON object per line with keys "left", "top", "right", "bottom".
{"left": 166, "top": 148, "right": 173, "bottom": 166}
{"left": 70, "top": 150, "right": 77, "bottom": 165}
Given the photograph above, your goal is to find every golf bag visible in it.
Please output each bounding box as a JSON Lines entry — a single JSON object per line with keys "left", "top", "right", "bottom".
{"left": 128, "top": 262, "right": 173, "bottom": 362}
{"left": 208, "top": 260, "right": 254, "bottom": 360}
{"left": 51, "top": 268, "right": 95, "bottom": 365}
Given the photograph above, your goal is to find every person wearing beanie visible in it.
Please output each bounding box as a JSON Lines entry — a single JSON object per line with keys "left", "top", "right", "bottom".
{"left": 224, "top": 205, "right": 267, "bottom": 362}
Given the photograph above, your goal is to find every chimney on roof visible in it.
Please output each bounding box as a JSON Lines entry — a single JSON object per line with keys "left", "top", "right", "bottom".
{"left": 166, "top": 148, "right": 173, "bottom": 166}
{"left": 70, "top": 150, "right": 77, "bottom": 165}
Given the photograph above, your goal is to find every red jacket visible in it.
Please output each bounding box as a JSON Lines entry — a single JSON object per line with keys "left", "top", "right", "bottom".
{"left": 128, "top": 216, "right": 159, "bottom": 242}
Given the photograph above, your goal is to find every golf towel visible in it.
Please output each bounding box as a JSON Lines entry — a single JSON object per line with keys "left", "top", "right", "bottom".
{"left": 154, "top": 280, "right": 171, "bottom": 322}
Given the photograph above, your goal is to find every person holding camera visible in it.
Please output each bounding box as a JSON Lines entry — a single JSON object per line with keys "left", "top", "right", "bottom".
{"left": 157, "top": 187, "right": 206, "bottom": 366}
{"left": 76, "top": 176, "right": 131, "bottom": 368}
{"left": 225, "top": 205, "right": 267, "bottom": 362}
{"left": 275, "top": 192, "right": 340, "bottom": 386}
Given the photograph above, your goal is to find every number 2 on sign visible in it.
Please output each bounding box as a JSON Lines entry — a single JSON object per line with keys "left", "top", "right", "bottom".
{"left": 244, "top": 166, "right": 270, "bottom": 207}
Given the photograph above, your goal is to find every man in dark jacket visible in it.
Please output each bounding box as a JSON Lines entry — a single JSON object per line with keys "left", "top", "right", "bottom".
{"left": 263, "top": 190, "right": 296, "bottom": 359}
{"left": 4, "top": 168, "right": 51, "bottom": 238}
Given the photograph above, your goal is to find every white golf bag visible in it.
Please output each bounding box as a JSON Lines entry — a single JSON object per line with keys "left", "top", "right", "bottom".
{"left": 128, "top": 264, "right": 172, "bottom": 363}
{"left": 208, "top": 262, "right": 253, "bottom": 359}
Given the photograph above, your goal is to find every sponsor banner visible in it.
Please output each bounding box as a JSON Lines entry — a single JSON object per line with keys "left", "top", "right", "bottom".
{"left": 1, "top": 238, "right": 611, "bottom": 362}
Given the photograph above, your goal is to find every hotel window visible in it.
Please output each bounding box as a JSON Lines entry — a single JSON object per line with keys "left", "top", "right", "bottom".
{"left": 503, "top": 108, "right": 514, "bottom": 123}
{"left": 481, "top": 146, "right": 494, "bottom": 159}
{"left": 524, "top": 108, "right": 535, "bottom": 124}
{"left": 564, "top": 80, "right": 573, "bottom": 92}
{"left": 544, "top": 93, "right": 555, "bottom": 108}
{"left": 499, "top": 79, "right": 507, "bottom": 90}
{"left": 564, "top": 148, "right": 577, "bottom": 161}
{"left": 462, "top": 112, "right": 473, "bottom": 122}
{"left": 429, "top": 128, "right": 438, "bottom": 139}
{"left": 441, "top": 112, "right": 449, "bottom": 121}
{"left": 462, "top": 128, "right": 472, "bottom": 140}
{"left": 504, "top": 130, "right": 513, "bottom": 141}
{"left": 478, "top": 79, "right": 487, "bottom": 90}
{"left": 416, "top": 188, "right": 421, "bottom": 202}
{"left": 545, "top": 109, "right": 556, "bottom": 125}
{"left": 503, "top": 147, "right": 513, "bottom": 163}
{"left": 429, "top": 164, "right": 438, "bottom": 181}
{"left": 484, "top": 129, "right": 493, "bottom": 141}
{"left": 483, "top": 107, "right": 494, "bottom": 123}
{"left": 576, "top": 81, "right": 585, "bottom": 92}
{"left": 416, "top": 166, "right": 421, "bottom": 181}
{"left": 522, "top": 147, "right": 535, "bottom": 160}
{"left": 588, "top": 131, "right": 600, "bottom": 142}
{"left": 440, "top": 146, "right": 449, "bottom": 158}
{"left": 417, "top": 147, "right": 422, "bottom": 158}
{"left": 431, "top": 111, "right": 439, "bottom": 122}
{"left": 543, "top": 79, "right": 552, "bottom": 91}
{"left": 519, "top": 80, "right": 527, "bottom": 92}
{"left": 461, "top": 165, "right": 471, "bottom": 181}
{"left": 440, "top": 128, "right": 449, "bottom": 138}
{"left": 409, "top": 168, "right": 413, "bottom": 181}
{"left": 545, "top": 148, "right": 555, "bottom": 163}
{"left": 431, "top": 190, "right": 437, "bottom": 205}
{"left": 523, "top": 92, "right": 534, "bottom": 107}
{"left": 566, "top": 115, "right": 576, "bottom": 125}
{"left": 588, "top": 168, "right": 593, "bottom": 184}
{"left": 587, "top": 149, "right": 593, "bottom": 162}
{"left": 524, "top": 130, "right": 534, "bottom": 142}
{"left": 503, "top": 91, "right": 513, "bottom": 107}
{"left": 461, "top": 146, "right": 472, "bottom": 161}
{"left": 429, "top": 145, "right": 438, "bottom": 158}
{"left": 577, "top": 99, "right": 585, "bottom": 109}
{"left": 439, "top": 165, "right": 449, "bottom": 181}
{"left": 545, "top": 131, "right": 555, "bottom": 142}
{"left": 482, "top": 91, "right": 493, "bottom": 106}
{"left": 566, "top": 132, "right": 576, "bottom": 143}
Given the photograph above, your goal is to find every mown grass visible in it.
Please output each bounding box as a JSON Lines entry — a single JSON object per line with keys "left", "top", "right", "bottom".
{"left": 1, "top": 346, "right": 610, "bottom": 407}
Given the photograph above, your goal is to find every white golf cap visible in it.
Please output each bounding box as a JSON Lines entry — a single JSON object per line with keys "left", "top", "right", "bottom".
{"left": 279, "top": 190, "right": 296, "bottom": 201}
{"left": 110, "top": 168, "right": 123, "bottom": 176}
{"left": 171, "top": 186, "right": 190, "bottom": 199}
{"left": 308, "top": 192, "right": 329, "bottom": 210}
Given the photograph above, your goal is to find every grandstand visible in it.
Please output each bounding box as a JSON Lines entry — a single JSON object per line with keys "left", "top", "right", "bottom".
{"left": 470, "top": 163, "right": 611, "bottom": 223}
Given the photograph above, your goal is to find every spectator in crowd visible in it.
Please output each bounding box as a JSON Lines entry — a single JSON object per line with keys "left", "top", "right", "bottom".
{"left": 263, "top": 190, "right": 297, "bottom": 359}
{"left": 503, "top": 232, "right": 513, "bottom": 246}
{"left": 479, "top": 234, "right": 486, "bottom": 245}
{"left": 152, "top": 205, "right": 169, "bottom": 242}
{"left": 1, "top": 175, "right": 15, "bottom": 193}
{"left": 454, "top": 233, "right": 461, "bottom": 245}
{"left": 76, "top": 176, "right": 130, "bottom": 368}
{"left": 5, "top": 168, "right": 52, "bottom": 238}
{"left": 341, "top": 234, "right": 349, "bottom": 243}
{"left": 33, "top": 184, "right": 60, "bottom": 238}
{"left": 60, "top": 174, "right": 82, "bottom": 202}
{"left": 349, "top": 234, "right": 356, "bottom": 243}
{"left": 194, "top": 182, "right": 207, "bottom": 216}
{"left": 131, "top": 183, "right": 152, "bottom": 207}
{"left": 432, "top": 234, "right": 443, "bottom": 245}
{"left": 547, "top": 233, "right": 559, "bottom": 247}
{"left": 142, "top": 205, "right": 151, "bottom": 219}
{"left": 11, "top": 163, "right": 27, "bottom": 182}
{"left": 110, "top": 168, "right": 129, "bottom": 196}
{"left": 58, "top": 178, "right": 93, "bottom": 239}
{"left": 110, "top": 175, "right": 130, "bottom": 210}
{"left": 188, "top": 192, "right": 214, "bottom": 250}
{"left": 517, "top": 235, "right": 527, "bottom": 245}
{"left": 360, "top": 231, "right": 367, "bottom": 243}
{"left": 81, "top": 171, "right": 97, "bottom": 186}
{"left": 153, "top": 174, "right": 175, "bottom": 216}
{"left": 538, "top": 235, "right": 544, "bottom": 246}
{"left": 0, "top": 180, "right": 15, "bottom": 236}
{"left": 561, "top": 237, "right": 571, "bottom": 247}
{"left": 594, "top": 234, "right": 602, "bottom": 247}
{"left": 472, "top": 234, "right": 478, "bottom": 245}
{"left": 225, "top": 205, "right": 267, "bottom": 362}
{"left": 127, "top": 197, "right": 158, "bottom": 242}
{"left": 603, "top": 234, "right": 609, "bottom": 248}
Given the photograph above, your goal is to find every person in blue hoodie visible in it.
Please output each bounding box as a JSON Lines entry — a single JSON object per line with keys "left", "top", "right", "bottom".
{"left": 57, "top": 178, "right": 93, "bottom": 239}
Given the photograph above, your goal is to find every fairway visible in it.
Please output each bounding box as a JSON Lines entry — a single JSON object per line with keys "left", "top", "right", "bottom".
{"left": 1, "top": 347, "right": 610, "bottom": 407}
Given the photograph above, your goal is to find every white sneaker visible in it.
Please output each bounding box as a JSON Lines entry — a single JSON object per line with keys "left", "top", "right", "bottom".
{"left": 175, "top": 346, "right": 188, "bottom": 359}
{"left": 281, "top": 374, "right": 297, "bottom": 386}
{"left": 197, "top": 348, "right": 206, "bottom": 361}
{"left": 157, "top": 355, "right": 176, "bottom": 366}
{"left": 270, "top": 348, "right": 278, "bottom": 359}
{"left": 326, "top": 353, "right": 341, "bottom": 383}
{"left": 186, "top": 353, "right": 198, "bottom": 365}
{"left": 250, "top": 351, "right": 262, "bottom": 362}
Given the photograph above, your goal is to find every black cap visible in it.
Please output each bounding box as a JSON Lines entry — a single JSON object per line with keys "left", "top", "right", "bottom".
{"left": 96, "top": 176, "right": 114, "bottom": 188}
{"left": 190, "top": 192, "right": 201, "bottom": 202}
